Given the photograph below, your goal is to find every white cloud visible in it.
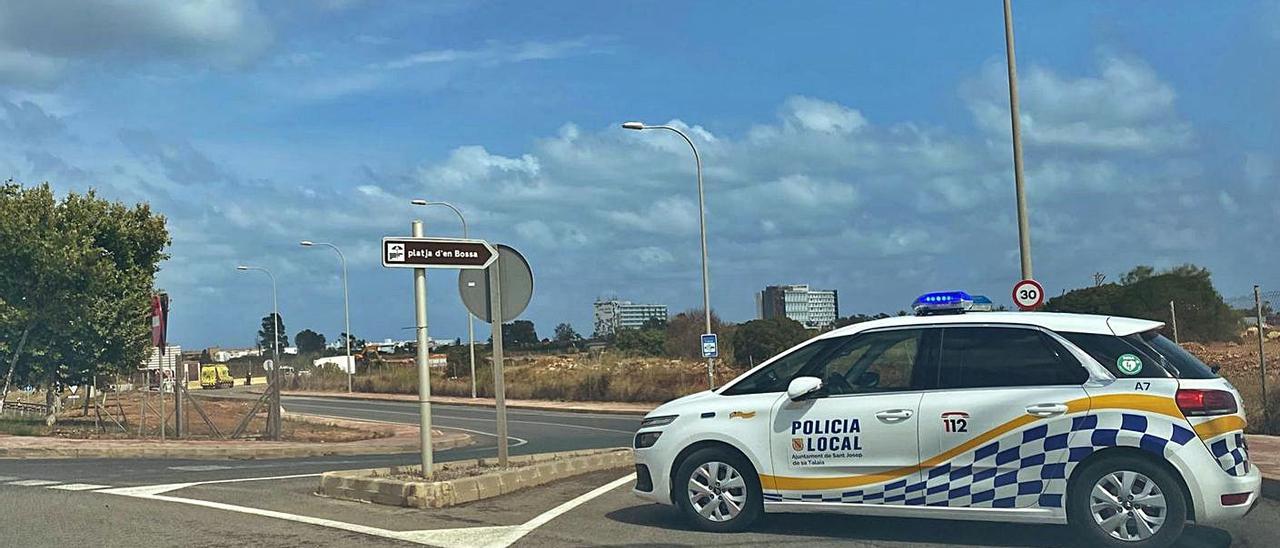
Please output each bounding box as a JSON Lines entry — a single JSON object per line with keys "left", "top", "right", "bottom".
{"left": 782, "top": 96, "right": 868, "bottom": 134}
{"left": 0, "top": 0, "right": 272, "bottom": 86}
{"left": 374, "top": 37, "right": 606, "bottom": 70}
{"left": 963, "top": 54, "right": 1193, "bottom": 153}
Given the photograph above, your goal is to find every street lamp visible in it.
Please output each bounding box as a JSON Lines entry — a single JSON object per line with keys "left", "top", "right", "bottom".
{"left": 236, "top": 264, "right": 282, "bottom": 440}
{"left": 622, "top": 121, "right": 716, "bottom": 389}
{"left": 411, "top": 199, "right": 479, "bottom": 399}
{"left": 300, "top": 241, "right": 354, "bottom": 393}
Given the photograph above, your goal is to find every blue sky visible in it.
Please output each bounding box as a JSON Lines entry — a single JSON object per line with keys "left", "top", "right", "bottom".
{"left": 1, "top": 1, "right": 1277, "bottom": 349}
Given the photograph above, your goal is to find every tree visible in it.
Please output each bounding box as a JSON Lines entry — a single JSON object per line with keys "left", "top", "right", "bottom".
{"left": 554, "top": 323, "right": 580, "bottom": 342}
{"left": 732, "top": 317, "right": 811, "bottom": 367}
{"left": 663, "top": 309, "right": 732, "bottom": 363}
{"left": 503, "top": 320, "right": 538, "bottom": 347}
{"left": 295, "top": 329, "right": 326, "bottom": 354}
{"left": 1045, "top": 264, "right": 1237, "bottom": 342}
{"left": 615, "top": 326, "right": 666, "bottom": 356}
{"left": 0, "top": 183, "right": 170, "bottom": 418}
{"left": 258, "top": 313, "right": 288, "bottom": 352}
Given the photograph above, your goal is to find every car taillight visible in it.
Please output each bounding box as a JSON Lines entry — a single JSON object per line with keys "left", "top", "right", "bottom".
{"left": 1175, "top": 389, "right": 1238, "bottom": 417}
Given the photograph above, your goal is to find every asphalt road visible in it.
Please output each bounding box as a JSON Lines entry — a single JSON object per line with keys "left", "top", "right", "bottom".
{"left": 3, "top": 395, "right": 1276, "bottom": 547}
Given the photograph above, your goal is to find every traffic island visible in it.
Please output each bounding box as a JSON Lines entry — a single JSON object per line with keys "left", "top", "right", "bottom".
{"left": 317, "top": 447, "right": 632, "bottom": 508}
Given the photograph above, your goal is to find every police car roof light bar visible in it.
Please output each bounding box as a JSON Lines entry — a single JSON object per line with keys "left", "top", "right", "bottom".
{"left": 913, "top": 291, "right": 974, "bottom": 316}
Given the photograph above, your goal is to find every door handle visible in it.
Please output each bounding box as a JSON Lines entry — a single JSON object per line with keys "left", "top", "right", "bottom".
{"left": 1025, "top": 403, "right": 1069, "bottom": 417}
{"left": 875, "top": 409, "right": 914, "bottom": 423}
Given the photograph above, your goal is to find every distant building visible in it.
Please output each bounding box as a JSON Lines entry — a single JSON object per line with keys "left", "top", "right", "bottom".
{"left": 141, "top": 345, "right": 181, "bottom": 370}
{"left": 211, "top": 348, "right": 261, "bottom": 362}
{"left": 594, "top": 300, "right": 669, "bottom": 337}
{"left": 758, "top": 285, "right": 839, "bottom": 329}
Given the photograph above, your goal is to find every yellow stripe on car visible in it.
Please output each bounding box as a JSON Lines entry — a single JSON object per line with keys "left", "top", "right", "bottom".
{"left": 1192, "top": 415, "right": 1246, "bottom": 439}
{"left": 760, "top": 394, "right": 1187, "bottom": 492}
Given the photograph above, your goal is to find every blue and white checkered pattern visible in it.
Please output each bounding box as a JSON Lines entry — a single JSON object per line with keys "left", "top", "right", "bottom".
{"left": 1209, "top": 432, "right": 1249, "bottom": 477}
{"left": 764, "top": 412, "right": 1197, "bottom": 509}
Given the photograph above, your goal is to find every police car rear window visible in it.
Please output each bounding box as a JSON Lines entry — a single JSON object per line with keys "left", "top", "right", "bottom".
{"left": 1059, "top": 332, "right": 1172, "bottom": 379}
{"left": 1139, "top": 331, "right": 1217, "bottom": 379}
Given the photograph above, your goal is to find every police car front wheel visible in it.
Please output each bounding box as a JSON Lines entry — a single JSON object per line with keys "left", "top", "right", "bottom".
{"left": 675, "top": 448, "right": 762, "bottom": 532}
{"left": 1068, "top": 455, "right": 1187, "bottom": 547}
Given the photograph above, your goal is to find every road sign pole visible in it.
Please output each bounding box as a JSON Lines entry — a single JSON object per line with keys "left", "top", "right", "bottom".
{"left": 488, "top": 260, "right": 509, "bottom": 466}
{"left": 412, "top": 220, "right": 434, "bottom": 479}
{"left": 468, "top": 314, "right": 477, "bottom": 399}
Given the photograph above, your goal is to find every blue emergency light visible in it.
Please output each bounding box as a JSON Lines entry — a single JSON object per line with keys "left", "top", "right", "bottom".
{"left": 912, "top": 291, "right": 974, "bottom": 315}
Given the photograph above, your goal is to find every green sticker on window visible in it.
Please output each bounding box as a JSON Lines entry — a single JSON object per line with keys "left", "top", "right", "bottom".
{"left": 1116, "top": 354, "right": 1143, "bottom": 375}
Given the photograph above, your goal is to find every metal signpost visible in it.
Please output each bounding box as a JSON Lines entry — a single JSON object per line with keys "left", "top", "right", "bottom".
{"left": 383, "top": 234, "right": 499, "bottom": 477}
{"left": 459, "top": 244, "right": 533, "bottom": 467}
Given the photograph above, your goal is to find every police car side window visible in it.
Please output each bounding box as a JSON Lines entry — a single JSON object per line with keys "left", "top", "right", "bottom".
{"left": 939, "top": 327, "right": 1088, "bottom": 389}
{"left": 820, "top": 328, "right": 926, "bottom": 395}
{"left": 721, "top": 337, "right": 845, "bottom": 396}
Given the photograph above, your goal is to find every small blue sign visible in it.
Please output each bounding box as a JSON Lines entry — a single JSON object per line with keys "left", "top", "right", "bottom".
{"left": 701, "top": 333, "right": 718, "bottom": 358}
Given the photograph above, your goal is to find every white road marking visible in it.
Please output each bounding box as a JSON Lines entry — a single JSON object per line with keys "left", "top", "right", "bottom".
{"left": 293, "top": 412, "right": 531, "bottom": 447}
{"left": 0, "top": 476, "right": 16, "bottom": 482}
{"left": 101, "top": 471, "right": 637, "bottom": 547}
{"left": 48, "top": 483, "right": 112, "bottom": 491}
{"left": 286, "top": 396, "right": 645, "bottom": 421}
{"left": 7, "top": 479, "right": 60, "bottom": 486}
{"left": 167, "top": 465, "right": 235, "bottom": 472}
{"left": 286, "top": 401, "right": 636, "bottom": 435}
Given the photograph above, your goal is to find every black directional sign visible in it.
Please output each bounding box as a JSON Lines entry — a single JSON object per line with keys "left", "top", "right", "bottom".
{"left": 381, "top": 237, "right": 497, "bottom": 269}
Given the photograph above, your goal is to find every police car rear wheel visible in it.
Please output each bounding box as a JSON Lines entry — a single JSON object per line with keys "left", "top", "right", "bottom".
{"left": 1068, "top": 455, "right": 1186, "bottom": 547}
{"left": 675, "top": 448, "right": 762, "bottom": 532}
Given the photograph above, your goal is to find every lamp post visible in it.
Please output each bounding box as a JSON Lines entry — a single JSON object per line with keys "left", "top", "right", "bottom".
{"left": 300, "top": 241, "right": 353, "bottom": 393}
{"left": 237, "top": 264, "right": 281, "bottom": 440}
{"left": 1002, "top": 0, "right": 1033, "bottom": 280}
{"left": 622, "top": 121, "right": 716, "bottom": 389}
{"left": 410, "top": 199, "right": 478, "bottom": 399}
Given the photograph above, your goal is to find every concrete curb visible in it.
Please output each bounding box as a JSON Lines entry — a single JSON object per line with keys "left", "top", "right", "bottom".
{"left": 318, "top": 447, "right": 633, "bottom": 508}
{"left": 0, "top": 416, "right": 472, "bottom": 460}
{"left": 276, "top": 390, "right": 654, "bottom": 416}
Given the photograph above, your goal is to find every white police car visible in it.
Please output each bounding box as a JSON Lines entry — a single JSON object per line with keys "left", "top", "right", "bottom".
{"left": 632, "top": 291, "right": 1259, "bottom": 546}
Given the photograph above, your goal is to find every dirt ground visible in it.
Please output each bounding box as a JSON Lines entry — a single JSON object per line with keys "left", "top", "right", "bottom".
{"left": 1187, "top": 337, "right": 1280, "bottom": 433}
{"left": 3, "top": 391, "right": 385, "bottom": 442}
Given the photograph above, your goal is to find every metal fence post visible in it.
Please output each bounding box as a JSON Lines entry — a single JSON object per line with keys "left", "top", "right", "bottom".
{"left": 1256, "top": 285, "right": 1269, "bottom": 433}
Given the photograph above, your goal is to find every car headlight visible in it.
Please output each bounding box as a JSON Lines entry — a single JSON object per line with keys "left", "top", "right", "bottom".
{"left": 634, "top": 431, "right": 662, "bottom": 449}
{"left": 640, "top": 414, "right": 678, "bottom": 428}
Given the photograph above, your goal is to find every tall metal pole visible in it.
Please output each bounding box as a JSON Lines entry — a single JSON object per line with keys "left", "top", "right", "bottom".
{"left": 303, "top": 242, "right": 354, "bottom": 393}
{"left": 1003, "top": 0, "right": 1033, "bottom": 280}
{"left": 414, "top": 201, "right": 478, "bottom": 398}
{"left": 624, "top": 124, "right": 715, "bottom": 388}
{"left": 1169, "top": 300, "right": 1179, "bottom": 344}
{"left": 412, "top": 220, "right": 434, "bottom": 478}
{"left": 268, "top": 271, "right": 281, "bottom": 440}
{"left": 238, "top": 265, "right": 281, "bottom": 440}
{"left": 1257, "top": 285, "right": 1269, "bottom": 433}
{"left": 489, "top": 259, "right": 509, "bottom": 466}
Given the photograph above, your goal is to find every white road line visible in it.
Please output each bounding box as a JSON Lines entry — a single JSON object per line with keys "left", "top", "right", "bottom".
{"left": 100, "top": 471, "right": 637, "bottom": 547}
{"left": 286, "top": 396, "right": 645, "bottom": 421}
{"left": 47, "top": 483, "right": 112, "bottom": 491}
{"left": 294, "top": 412, "right": 531, "bottom": 447}
{"left": 493, "top": 473, "right": 637, "bottom": 547}
{"left": 7, "top": 479, "right": 61, "bottom": 487}
{"left": 99, "top": 472, "right": 323, "bottom": 497}
{"left": 288, "top": 404, "right": 635, "bottom": 435}
{"left": 0, "top": 476, "right": 16, "bottom": 482}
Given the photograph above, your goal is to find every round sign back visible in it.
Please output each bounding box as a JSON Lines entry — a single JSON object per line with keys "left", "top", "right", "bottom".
{"left": 1012, "top": 279, "right": 1044, "bottom": 310}
{"left": 458, "top": 244, "right": 533, "bottom": 323}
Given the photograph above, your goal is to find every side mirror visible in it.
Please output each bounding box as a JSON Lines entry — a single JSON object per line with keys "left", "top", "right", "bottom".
{"left": 787, "top": 376, "right": 824, "bottom": 401}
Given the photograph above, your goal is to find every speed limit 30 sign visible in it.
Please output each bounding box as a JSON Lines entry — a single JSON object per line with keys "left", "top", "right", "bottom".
{"left": 1012, "top": 279, "right": 1044, "bottom": 310}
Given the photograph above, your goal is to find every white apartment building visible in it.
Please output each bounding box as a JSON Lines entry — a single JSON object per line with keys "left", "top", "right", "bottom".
{"left": 758, "top": 284, "right": 839, "bottom": 329}
{"left": 594, "top": 300, "right": 669, "bottom": 337}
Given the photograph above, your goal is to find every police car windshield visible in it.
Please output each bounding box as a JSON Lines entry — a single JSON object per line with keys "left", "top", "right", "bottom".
{"left": 1139, "top": 330, "right": 1218, "bottom": 379}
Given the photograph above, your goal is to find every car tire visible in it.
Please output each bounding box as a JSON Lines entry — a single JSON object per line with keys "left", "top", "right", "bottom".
{"left": 673, "top": 447, "right": 762, "bottom": 533}
{"left": 1067, "top": 454, "right": 1187, "bottom": 548}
